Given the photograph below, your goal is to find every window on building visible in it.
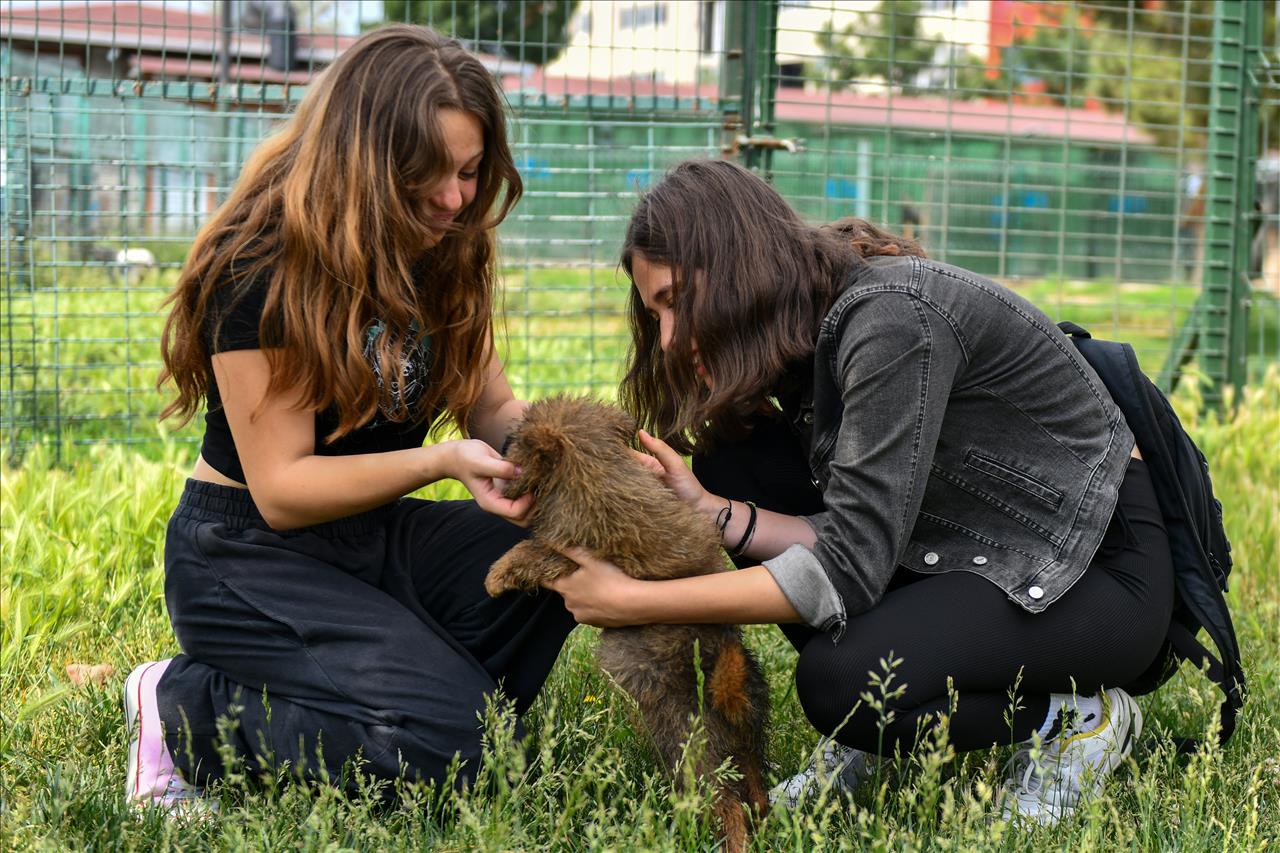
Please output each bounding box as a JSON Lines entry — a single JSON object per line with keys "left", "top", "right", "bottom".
{"left": 619, "top": 3, "right": 667, "bottom": 30}
{"left": 700, "top": 1, "right": 718, "bottom": 54}
{"left": 778, "top": 61, "right": 805, "bottom": 89}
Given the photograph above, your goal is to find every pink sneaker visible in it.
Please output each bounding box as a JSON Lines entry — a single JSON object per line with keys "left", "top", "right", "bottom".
{"left": 123, "top": 659, "right": 217, "bottom": 816}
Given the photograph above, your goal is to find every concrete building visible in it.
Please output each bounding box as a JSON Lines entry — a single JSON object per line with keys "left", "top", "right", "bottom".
{"left": 546, "top": 1, "right": 996, "bottom": 90}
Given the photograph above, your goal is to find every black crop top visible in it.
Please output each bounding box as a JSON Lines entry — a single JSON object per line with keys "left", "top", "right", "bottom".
{"left": 200, "top": 271, "right": 435, "bottom": 484}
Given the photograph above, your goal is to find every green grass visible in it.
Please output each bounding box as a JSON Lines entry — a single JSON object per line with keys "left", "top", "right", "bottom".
{"left": 2, "top": 362, "right": 1278, "bottom": 850}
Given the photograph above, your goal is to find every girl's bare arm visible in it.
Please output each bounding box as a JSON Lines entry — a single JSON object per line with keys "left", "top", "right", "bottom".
{"left": 213, "top": 348, "right": 527, "bottom": 530}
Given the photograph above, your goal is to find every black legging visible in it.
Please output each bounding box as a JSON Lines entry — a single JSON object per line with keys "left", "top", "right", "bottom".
{"left": 694, "top": 413, "right": 1174, "bottom": 754}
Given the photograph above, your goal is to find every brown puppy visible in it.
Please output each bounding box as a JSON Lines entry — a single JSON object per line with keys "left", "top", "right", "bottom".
{"left": 485, "top": 395, "right": 770, "bottom": 852}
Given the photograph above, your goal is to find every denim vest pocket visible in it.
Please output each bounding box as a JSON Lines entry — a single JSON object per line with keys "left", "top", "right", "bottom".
{"left": 963, "top": 450, "right": 1064, "bottom": 510}
{"left": 901, "top": 513, "right": 1051, "bottom": 586}
{"left": 927, "top": 464, "right": 1065, "bottom": 547}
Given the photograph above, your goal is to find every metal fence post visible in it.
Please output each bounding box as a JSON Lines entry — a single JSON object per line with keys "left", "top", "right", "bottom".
{"left": 721, "top": 0, "right": 779, "bottom": 175}
{"left": 720, "top": 0, "right": 745, "bottom": 143}
{"left": 1199, "top": 0, "right": 1262, "bottom": 404}
{"left": 1231, "top": 2, "right": 1266, "bottom": 395}
{"left": 2, "top": 56, "right": 38, "bottom": 459}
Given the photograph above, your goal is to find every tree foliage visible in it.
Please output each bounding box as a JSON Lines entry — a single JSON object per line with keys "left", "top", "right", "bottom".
{"left": 814, "top": 0, "right": 1278, "bottom": 150}
{"left": 815, "top": 0, "right": 936, "bottom": 96}
{"left": 384, "top": 0, "right": 580, "bottom": 67}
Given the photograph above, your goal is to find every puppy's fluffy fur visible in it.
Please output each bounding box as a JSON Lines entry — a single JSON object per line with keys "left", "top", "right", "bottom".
{"left": 485, "top": 396, "right": 769, "bottom": 851}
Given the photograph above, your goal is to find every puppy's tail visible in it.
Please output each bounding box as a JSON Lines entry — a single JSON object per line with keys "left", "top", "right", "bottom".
{"left": 708, "top": 643, "right": 754, "bottom": 727}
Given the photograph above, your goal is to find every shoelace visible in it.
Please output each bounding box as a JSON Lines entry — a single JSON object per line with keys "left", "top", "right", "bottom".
{"left": 1004, "top": 744, "right": 1086, "bottom": 804}
{"left": 1005, "top": 747, "right": 1044, "bottom": 795}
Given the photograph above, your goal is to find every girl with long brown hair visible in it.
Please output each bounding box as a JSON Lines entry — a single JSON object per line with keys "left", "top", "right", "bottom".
{"left": 125, "top": 25, "right": 574, "bottom": 811}
{"left": 546, "top": 159, "right": 1174, "bottom": 827}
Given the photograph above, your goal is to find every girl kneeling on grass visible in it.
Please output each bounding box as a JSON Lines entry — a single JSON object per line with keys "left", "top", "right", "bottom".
{"left": 546, "top": 159, "right": 1175, "bottom": 826}
{"left": 129, "top": 24, "right": 575, "bottom": 812}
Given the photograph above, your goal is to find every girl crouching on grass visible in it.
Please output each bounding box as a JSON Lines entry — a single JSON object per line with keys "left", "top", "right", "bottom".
{"left": 129, "top": 24, "right": 575, "bottom": 812}
{"left": 547, "top": 159, "right": 1174, "bottom": 826}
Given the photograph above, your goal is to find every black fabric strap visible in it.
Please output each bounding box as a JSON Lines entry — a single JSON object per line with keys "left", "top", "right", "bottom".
{"left": 1165, "top": 620, "right": 1241, "bottom": 752}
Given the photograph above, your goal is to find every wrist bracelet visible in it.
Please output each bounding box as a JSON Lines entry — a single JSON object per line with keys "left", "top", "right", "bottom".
{"left": 730, "top": 500, "right": 758, "bottom": 556}
{"left": 715, "top": 499, "right": 733, "bottom": 539}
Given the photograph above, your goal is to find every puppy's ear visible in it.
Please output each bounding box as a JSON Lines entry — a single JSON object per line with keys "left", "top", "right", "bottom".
{"left": 516, "top": 422, "right": 567, "bottom": 473}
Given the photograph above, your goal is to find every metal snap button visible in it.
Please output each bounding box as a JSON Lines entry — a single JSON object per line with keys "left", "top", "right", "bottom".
{"left": 810, "top": 477, "right": 821, "bottom": 489}
{"left": 802, "top": 411, "right": 814, "bottom": 424}
{"left": 972, "top": 555, "right": 988, "bottom": 565}
{"left": 923, "top": 551, "right": 940, "bottom": 566}
{"left": 1028, "top": 585, "right": 1045, "bottom": 600}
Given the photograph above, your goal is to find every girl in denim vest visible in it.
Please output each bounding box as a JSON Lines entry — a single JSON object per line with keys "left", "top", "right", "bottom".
{"left": 548, "top": 159, "right": 1174, "bottom": 827}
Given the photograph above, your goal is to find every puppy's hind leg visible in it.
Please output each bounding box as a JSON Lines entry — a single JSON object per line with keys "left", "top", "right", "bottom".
{"left": 713, "top": 793, "right": 750, "bottom": 853}
{"left": 484, "top": 539, "right": 579, "bottom": 597}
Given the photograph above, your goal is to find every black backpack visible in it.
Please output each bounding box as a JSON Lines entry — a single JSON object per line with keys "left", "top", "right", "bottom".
{"left": 1059, "top": 321, "right": 1245, "bottom": 752}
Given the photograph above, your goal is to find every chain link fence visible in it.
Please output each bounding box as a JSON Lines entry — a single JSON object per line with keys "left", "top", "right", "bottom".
{"left": 2, "top": 1, "right": 1276, "bottom": 460}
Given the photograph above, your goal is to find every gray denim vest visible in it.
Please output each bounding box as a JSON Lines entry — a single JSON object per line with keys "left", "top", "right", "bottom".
{"left": 790, "top": 255, "right": 1134, "bottom": 622}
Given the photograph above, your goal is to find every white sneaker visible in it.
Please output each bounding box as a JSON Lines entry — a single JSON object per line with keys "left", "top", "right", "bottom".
{"left": 769, "top": 739, "right": 879, "bottom": 808}
{"left": 124, "top": 660, "right": 219, "bottom": 818}
{"left": 1002, "top": 687, "right": 1141, "bottom": 826}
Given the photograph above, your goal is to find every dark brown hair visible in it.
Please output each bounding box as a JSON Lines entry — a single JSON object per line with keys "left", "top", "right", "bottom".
{"left": 619, "top": 159, "right": 923, "bottom": 453}
{"left": 159, "top": 24, "right": 522, "bottom": 441}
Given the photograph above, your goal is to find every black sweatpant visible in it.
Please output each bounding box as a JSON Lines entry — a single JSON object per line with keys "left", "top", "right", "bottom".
{"left": 694, "top": 414, "right": 1174, "bottom": 754}
{"left": 156, "top": 480, "right": 577, "bottom": 793}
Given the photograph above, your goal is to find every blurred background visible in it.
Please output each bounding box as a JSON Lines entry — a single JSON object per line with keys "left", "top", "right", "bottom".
{"left": 2, "top": 0, "right": 1277, "bottom": 459}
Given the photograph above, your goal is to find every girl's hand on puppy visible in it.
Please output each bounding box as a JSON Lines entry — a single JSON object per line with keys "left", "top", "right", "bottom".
{"left": 544, "top": 547, "right": 646, "bottom": 627}
{"left": 634, "top": 430, "right": 722, "bottom": 518}
{"left": 448, "top": 439, "right": 532, "bottom": 525}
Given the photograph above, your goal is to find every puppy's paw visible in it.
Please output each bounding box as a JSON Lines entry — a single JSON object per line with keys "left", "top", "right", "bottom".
{"left": 485, "top": 540, "right": 546, "bottom": 596}
{"left": 484, "top": 563, "right": 515, "bottom": 597}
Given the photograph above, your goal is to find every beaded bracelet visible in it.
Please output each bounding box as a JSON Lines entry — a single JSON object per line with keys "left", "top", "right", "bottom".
{"left": 730, "top": 500, "right": 758, "bottom": 557}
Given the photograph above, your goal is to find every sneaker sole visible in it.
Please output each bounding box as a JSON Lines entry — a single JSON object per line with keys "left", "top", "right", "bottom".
{"left": 123, "top": 661, "right": 160, "bottom": 804}
{"left": 1121, "top": 695, "right": 1141, "bottom": 757}
{"left": 1099, "top": 688, "right": 1142, "bottom": 782}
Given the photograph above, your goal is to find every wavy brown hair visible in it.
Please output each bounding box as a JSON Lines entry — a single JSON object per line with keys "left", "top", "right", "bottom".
{"left": 619, "top": 159, "right": 923, "bottom": 453}
{"left": 159, "top": 24, "right": 522, "bottom": 441}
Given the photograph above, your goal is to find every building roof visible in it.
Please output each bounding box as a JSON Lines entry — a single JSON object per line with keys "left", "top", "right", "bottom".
{"left": 775, "top": 90, "right": 1153, "bottom": 145}
{"left": 1, "top": 1, "right": 526, "bottom": 83}
{"left": 505, "top": 72, "right": 1154, "bottom": 146}
{"left": 3, "top": 1, "right": 299, "bottom": 63}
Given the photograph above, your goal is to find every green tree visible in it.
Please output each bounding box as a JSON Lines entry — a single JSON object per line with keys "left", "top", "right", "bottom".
{"left": 1069, "top": 1, "right": 1276, "bottom": 150}
{"left": 814, "top": 0, "right": 1004, "bottom": 97}
{"left": 1076, "top": 1, "right": 1216, "bottom": 150}
{"left": 815, "top": 0, "right": 936, "bottom": 95}
{"left": 384, "top": 0, "right": 580, "bottom": 67}
{"left": 814, "top": 0, "right": 1277, "bottom": 151}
